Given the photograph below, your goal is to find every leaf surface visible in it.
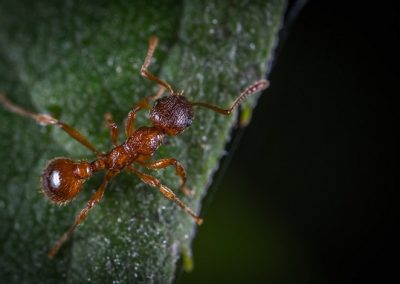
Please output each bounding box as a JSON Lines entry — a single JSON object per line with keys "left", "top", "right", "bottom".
{"left": 0, "top": 0, "right": 285, "bottom": 282}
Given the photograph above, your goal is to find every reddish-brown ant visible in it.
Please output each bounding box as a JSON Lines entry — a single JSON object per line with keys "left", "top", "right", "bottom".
{"left": 0, "top": 36, "right": 269, "bottom": 258}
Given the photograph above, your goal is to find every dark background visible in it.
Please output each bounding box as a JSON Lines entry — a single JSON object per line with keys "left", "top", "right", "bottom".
{"left": 180, "top": 1, "right": 398, "bottom": 283}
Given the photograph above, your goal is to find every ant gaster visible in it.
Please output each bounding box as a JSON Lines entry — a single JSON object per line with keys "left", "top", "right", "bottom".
{"left": 0, "top": 36, "right": 269, "bottom": 258}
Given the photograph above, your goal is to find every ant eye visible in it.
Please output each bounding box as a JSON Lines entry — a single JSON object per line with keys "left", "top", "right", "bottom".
{"left": 41, "top": 158, "right": 88, "bottom": 204}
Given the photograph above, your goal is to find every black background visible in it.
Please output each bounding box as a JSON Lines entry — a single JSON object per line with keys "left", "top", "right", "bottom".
{"left": 181, "top": 1, "right": 398, "bottom": 283}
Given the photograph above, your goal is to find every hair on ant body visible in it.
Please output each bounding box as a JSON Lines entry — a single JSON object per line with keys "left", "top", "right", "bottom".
{"left": 0, "top": 36, "right": 269, "bottom": 258}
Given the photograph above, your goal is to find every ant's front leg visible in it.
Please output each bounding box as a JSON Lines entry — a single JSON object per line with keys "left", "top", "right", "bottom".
{"left": 48, "top": 170, "right": 118, "bottom": 258}
{"left": 0, "top": 93, "right": 101, "bottom": 156}
{"left": 127, "top": 166, "right": 202, "bottom": 225}
{"left": 137, "top": 158, "right": 193, "bottom": 196}
{"left": 125, "top": 86, "right": 165, "bottom": 137}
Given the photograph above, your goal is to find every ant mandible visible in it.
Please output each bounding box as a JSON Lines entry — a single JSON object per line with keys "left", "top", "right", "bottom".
{"left": 0, "top": 36, "right": 269, "bottom": 258}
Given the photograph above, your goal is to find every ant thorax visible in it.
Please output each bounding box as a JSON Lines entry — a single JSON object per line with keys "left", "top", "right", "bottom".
{"left": 150, "top": 95, "right": 194, "bottom": 136}
{"left": 125, "top": 127, "right": 165, "bottom": 156}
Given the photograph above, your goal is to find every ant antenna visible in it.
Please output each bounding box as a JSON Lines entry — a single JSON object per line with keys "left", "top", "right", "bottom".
{"left": 191, "top": 79, "right": 269, "bottom": 115}
{"left": 140, "top": 36, "right": 175, "bottom": 95}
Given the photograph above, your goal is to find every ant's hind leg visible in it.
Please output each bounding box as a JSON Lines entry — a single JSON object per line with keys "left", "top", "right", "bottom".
{"left": 0, "top": 94, "right": 101, "bottom": 156}
{"left": 138, "top": 158, "right": 193, "bottom": 196}
{"left": 125, "top": 86, "right": 165, "bottom": 137}
{"left": 140, "top": 36, "right": 175, "bottom": 95}
{"left": 47, "top": 170, "right": 117, "bottom": 259}
{"left": 127, "top": 166, "right": 202, "bottom": 225}
{"left": 104, "top": 113, "right": 119, "bottom": 147}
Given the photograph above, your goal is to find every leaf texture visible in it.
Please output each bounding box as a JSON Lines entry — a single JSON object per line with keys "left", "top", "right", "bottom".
{"left": 0, "top": 0, "right": 286, "bottom": 282}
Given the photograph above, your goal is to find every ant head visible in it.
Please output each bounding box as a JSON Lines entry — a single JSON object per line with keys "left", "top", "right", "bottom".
{"left": 150, "top": 94, "right": 194, "bottom": 136}
{"left": 41, "top": 158, "right": 92, "bottom": 204}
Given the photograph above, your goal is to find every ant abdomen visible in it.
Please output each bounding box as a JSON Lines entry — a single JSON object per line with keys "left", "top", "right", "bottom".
{"left": 41, "top": 158, "right": 92, "bottom": 204}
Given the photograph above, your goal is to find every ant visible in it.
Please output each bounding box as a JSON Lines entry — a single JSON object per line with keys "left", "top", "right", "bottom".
{"left": 0, "top": 36, "right": 269, "bottom": 259}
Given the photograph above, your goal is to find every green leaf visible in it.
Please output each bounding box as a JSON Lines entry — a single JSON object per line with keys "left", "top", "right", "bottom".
{"left": 0, "top": 0, "right": 286, "bottom": 282}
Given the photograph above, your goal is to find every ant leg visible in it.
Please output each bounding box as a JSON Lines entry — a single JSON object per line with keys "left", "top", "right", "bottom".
{"left": 48, "top": 170, "right": 118, "bottom": 259}
{"left": 138, "top": 158, "right": 193, "bottom": 196}
{"left": 0, "top": 94, "right": 101, "bottom": 156}
{"left": 125, "top": 86, "right": 165, "bottom": 137}
{"left": 127, "top": 166, "right": 203, "bottom": 225}
{"left": 140, "top": 36, "right": 175, "bottom": 95}
{"left": 104, "top": 113, "right": 119, "bottom": 147}
{"left": 191, "top": 79, "right": 270, "bottom": 115}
